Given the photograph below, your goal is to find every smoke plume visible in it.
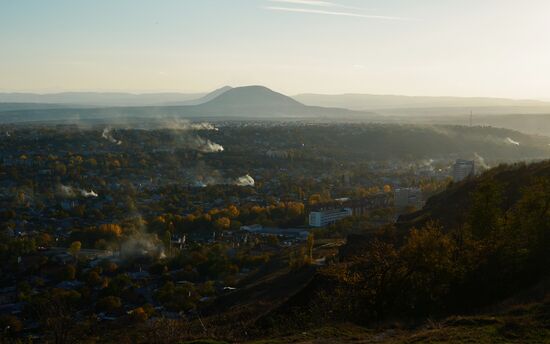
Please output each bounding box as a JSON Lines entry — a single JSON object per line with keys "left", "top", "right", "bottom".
{"left": 81, "top": 190, "right": 99, "bottom": 198}
{"left": 102, "top": 127, "right": 122, "bottom": 145}
{"left": 192, "top": 136, "right": 224, "bottom": 153}
{"left": 189, "top": 170, "right": 254, "bottom": 187}
{"left": 234, "top": 174, "right": 255, "bottom": 187}
{"left": 119, "top": 213, "right": 166, "bottom": 260}
{"left": 149, "top": 119, "right": 224, "bottom": 153}
{"left": 120, "top": 234, "right": 165, "bottom": 260}
{"left": 146, "top": 118, "right": 219, "bottom": 131}
{"left": 59, "top": 184, "right": 99, "bottom": 198}
{"left": 506, "top": 137, "right": 520, "bottom": 146}
{"left": 473, "top": 152, "right": 489, "bottom": 170}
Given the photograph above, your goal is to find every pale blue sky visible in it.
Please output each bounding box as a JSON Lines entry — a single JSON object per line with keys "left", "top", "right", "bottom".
{"left": 1, "top": 0, "right": 549, "bottom": 98}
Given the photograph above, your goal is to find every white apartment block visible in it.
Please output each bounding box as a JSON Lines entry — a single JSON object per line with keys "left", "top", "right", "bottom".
{"left": 309, "top": 208, "right": 353, "bottom": 227}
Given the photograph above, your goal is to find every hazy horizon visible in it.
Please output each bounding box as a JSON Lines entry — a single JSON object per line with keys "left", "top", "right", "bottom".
{"left": 2, "top": 0, "right": 550, "bottom": 99}
{"left": 2, "top": 86, "right": 550, "bottom": 103}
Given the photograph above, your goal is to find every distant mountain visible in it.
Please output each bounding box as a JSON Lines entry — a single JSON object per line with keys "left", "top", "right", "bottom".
{"left": 0, "top": 91, "right": 206, "bottom": 107}
{"left": 0, "top": 85, "right": 374, "bottom": 123}
{"left": 195, "top": 85, "right": 305, "bottom": 116}
{"left": 4, "top": 90, "right": 550, "bottom": 114}
{"left": 193, "top": 85, "right": 368, "bottom": 118}
{"left": 294, "top": 93, "right": 550, "bottom": 112}
{"left": 173, "top": 86, "right": 233, "bottom": 106}
{"left": 0, "top": 102, "right": 75, "bottom": 112}
{"left": 205, "top": 86, "right": 302, "bottom": 108}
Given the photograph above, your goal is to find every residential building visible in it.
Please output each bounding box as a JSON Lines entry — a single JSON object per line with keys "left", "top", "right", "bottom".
{"left": 394, "top": 187, "right": 423, "bottom": 209}
{"left": 453, "top": 159, "right": 475, "bottom": 181}
{"left": 308, "top": 208, "right": 352, "bottom": 227}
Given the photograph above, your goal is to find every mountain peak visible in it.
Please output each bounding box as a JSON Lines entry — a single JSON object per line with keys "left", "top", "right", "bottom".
{"left": 203, "top": 85, "right": 304, "bottom": 108}
{"left": 181, "top": 85, "right": 233, "bottom": 105}
{"left": 209, "top": 85, "right": 233, "bottom": 94}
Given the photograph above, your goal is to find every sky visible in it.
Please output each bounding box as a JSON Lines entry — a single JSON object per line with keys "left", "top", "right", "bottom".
{"left": 1, "top": 0, "right": 550, "bottom": 99}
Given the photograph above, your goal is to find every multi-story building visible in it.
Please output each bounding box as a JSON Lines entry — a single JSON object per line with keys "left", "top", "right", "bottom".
{"left": 453, "top": 159, "right": 475, "bottom": 182}
{"left": 394, "top": 187, "right": 423, "bottom": 209}
{"left": 309, "top": 208, "right": 353, "bottom": 227}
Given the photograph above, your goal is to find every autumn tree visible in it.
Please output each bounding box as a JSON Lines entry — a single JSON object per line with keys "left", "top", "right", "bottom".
{"left": 400, "top": 222, "right": 456, "bottom": 314}
{"left": 68, "top": 241, "right": 81, "bottom": 259}
{"left": 306, "top": 233, "right": 315, "bottom": 261}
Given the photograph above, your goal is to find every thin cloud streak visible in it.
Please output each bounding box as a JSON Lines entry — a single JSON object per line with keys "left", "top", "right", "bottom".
{"left": 269, "top": 0, "right": 364, "bottom": 10}
{"left": 265, "top": 6, "right": 413, "bottom": 21}
{"left": 270, "top": 0, "right": 336, "bottom": 6}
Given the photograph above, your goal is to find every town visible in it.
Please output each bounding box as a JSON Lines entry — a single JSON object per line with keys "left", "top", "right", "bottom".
{"left": 0, "top": 121, "right": 489, "bottom": 340}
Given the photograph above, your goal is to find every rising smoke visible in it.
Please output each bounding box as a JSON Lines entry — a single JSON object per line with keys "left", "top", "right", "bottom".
{"left": 102, "top": 127, "right": 122, "bottom": 145}
{"left": 119, "top": 213, "right": 166, "bottom": 260}
{"left": 189, "top": 170, "right": 255, "bottom": 188}
{"left": 474, "top": 152, "right": 489, "bottom": 170}
{"left": 120, "top": 233, "right": 165, "bottom": 260}
{"left": 144, "top": 118, "right": 219, "bottom": 131}
{"left": 192, "top": 136, "right": 224, "bottom": 153}
{"left": 178, "top": 121, "right": 224, "bottom": 153}
{"left": 234, "top": 174, "right": 255, "bottom": 186}
{"left": 59, "top": 184, "right": 99, "bottom": 198}
{"left": 506, "top": 137, "right": 520, "bottom": 146}
{"left": 167, "top": 119, "right": 218, "bottom": 131}
{"left": 149, "top": 119, "right": 224, "bottom": 153}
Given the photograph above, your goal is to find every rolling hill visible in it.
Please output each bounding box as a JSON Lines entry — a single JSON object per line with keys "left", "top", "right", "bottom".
{"left": 174, "top": 85, "right": 233, "bottom": 105}
{"left": 0, "top": 91, "right": 206, "bottom": 107}
{"left": 294, "top": 93, "right": 550, "bottom": 112}
{"left": 5, "top": 86, "right": 550, "bottom": 135}
{"left": 397, "top": 160, "right": 550, "bottom": 231}
{"left": 0, "top": 86, "right": 374, "bottom": 123}
{"left": 190, "top": 85, "right": 365, "bottom": 118}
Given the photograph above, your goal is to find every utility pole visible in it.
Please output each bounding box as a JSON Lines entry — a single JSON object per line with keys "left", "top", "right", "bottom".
{"left": 469, "top": 110, "right": 473, "bottom": 127}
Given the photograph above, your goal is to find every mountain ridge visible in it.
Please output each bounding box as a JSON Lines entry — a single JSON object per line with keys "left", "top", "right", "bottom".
{"left": 0, "top": 85, "right": 375, "bottom": 122}
{"left": 294, "top": 93, "right": 550, "bottom": 111}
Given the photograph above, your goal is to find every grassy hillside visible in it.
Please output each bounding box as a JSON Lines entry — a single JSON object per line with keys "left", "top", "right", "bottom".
{"left": 398, "top": 160, "right": 550, "bottom": 230}
{"left": 249, "top": 161, "right": 550, "bottom": 341}
{"left": 244, "top": 294, "right": 550, "bottom": 343}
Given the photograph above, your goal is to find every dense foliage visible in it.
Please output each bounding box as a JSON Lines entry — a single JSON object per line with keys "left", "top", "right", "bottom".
{"left": 264, "top": 163, "right": 550, "bottom": 329}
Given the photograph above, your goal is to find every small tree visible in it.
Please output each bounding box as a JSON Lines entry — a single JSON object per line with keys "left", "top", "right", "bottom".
{"left": 96, "top": 296, "right": 122, "bottom": 313}
{"left": 129, "top": 307, "right": 148, "bottom": 322}
{"left": 306, "top": 233, "right": 315, "bottom": 261}
{"left": 162, "top": 230, "right": 172, "bottom": 257}
{"left": 68, "top": 241, "right": 81, "bottom": 259}
{"left": 61, "top": 265, "right": 76, "bottom": 281}
{"left": 87, "top": 271, "right": 103, "bottom": 287}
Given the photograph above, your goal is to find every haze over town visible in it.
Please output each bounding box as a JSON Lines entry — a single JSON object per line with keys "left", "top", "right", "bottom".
{"left": 1, "top": 1, "right": 549, "bottom": 344}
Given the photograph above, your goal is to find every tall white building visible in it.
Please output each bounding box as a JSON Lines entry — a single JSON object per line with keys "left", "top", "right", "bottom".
{"left": 309, "top": 208, "right": 352, "bottom": 227}
{"left": 453, "top": 159, "right": 475, "bottom": 181}
{"left": 394, "top": 188, "right": 423, "bottom": 209}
